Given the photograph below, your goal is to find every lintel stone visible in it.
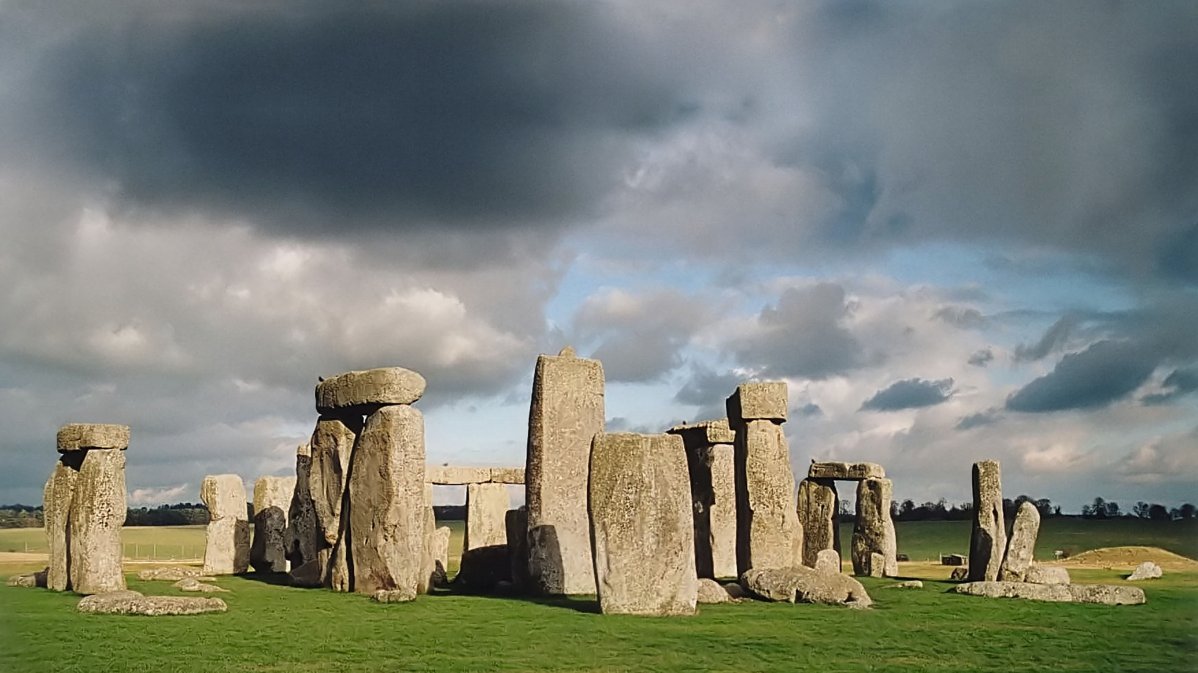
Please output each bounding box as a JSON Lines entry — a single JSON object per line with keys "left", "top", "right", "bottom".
{"left": 57, "top": 424, "right": 130, "bottom": 451}
{"left": 808, "top": 461, "right": 885, "bottom": 481}
{"left": 726, "top": 382, "right": 788, "bottom": 423}
{"left": 667, "top": 419, "right": 736, "bottom": 445}
{"left": 315, "top": 367, "right": 426, "bottom": 414}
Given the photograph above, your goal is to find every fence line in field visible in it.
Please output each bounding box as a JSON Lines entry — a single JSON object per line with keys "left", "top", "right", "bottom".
{"left": 122, "top": 543, "right": 204, "bottom": 562}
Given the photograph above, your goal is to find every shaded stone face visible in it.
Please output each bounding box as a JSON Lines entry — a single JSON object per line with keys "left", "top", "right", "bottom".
{"left": 56, "top": 424, "right": 130, "bottom": 452}
{"left": 850, "top": 478, "right": 897, "bottom": 578}
{"left": 418, "top": 484, "right": 436, "bottom": 594}
{"left": 733, "top": 419, "right": 802, "bottom": 575}
{"left": 807, "top": 461, "right": 885, "bottom": 481}
{"left": 347, "top": 404, "right": 425, "bottom": 596}
{"left": 968, "top": 460, "right": 1006, "bottom": 582}
{"left": 505, "top": 507, "right": 530, "bottom": 591}
{"left": 525, "top": 350, "right": 605, "bottom": 595}
{"left": 726, "top": 383, "right": 789, "bottom": 423}
{"left": 250, "top": 476, "right": 296, "bottom": 574}
{"left": 998, "top": 501, "right": 1040, "bottom": 582}
{"left": 287, "top": 442, "right": 321, "bottom": 574}
{"left": 309, "top": 415, "right": 360, "bottom": 549}
{"left": 797, "top": 478, "right": 839, "bottom": 568}
{"left": 69, "top": 449, "right": 127, "bottom": 595}
{"left": 669, "top": 421, "right": 737, "bottom": 580}
{"left": 315, "top": 367, "right": 426, "bottom": 415}
{"left": 43, "top": 455, "right": 82, "bottom": 592}
{"left": 201, "top": 474, "right": 250, "bottom": 576}
{"left": 588, "top": 433, "right": 697, "bottom": 616}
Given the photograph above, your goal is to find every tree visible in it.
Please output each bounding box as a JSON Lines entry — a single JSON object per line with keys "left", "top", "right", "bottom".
{"left": 1181, "top": 503, "right": 1196, "bottom": 519}
{"left": 1035, "top": 498, "right": 1053, "bottom": 517}
{"left": 1148, "top": 504, "right": 1170, "bottom": 521}
{"left": 1106, "top": 501, "right": 1120, "bottom": 518}
{"left": 1134, "top": 502, "right": 1151, "bottom": 518}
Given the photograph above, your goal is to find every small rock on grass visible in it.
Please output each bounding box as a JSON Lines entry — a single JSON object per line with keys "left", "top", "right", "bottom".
{"left": 372, "top": 588, "right": 417, "bottom": 603}
{"left": 78, "top": 590, "right": 227, "bottom": 615}
{"left": 1126, "top": 562, "right": 1163, "bottom": 581}
{"left": 173, "top": 578, "right": 228, "bottom": 593}
{"left": 886, "top": 580, "right": 923, "bottom": 589}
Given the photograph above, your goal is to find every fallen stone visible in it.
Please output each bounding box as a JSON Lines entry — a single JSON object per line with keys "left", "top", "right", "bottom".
{"left": 851, "top": 478, "right": 897, "bottom": 578}
{"left": 77, "top": 591, "right": 228, "bottom": 615}
{"left": 137, "top": 566, "right": 210, "bottom": 582}
{"left": 589, "top": 432, "right": 697, "bottom": 616}
{"left": 723, "top": 582, "right": 749, "bottom": 600}
{"left": 726, "top": 382, "right": 788, "bottom": 422}
{"left": 968, "top": 460, "right": 1005, "bottom": 582}
{"left": 1025, "top": 564, "right": 1070, "bottom": 585}
{"left": 525, "top": 348, "right": 604, "bottom": 595}
{"left": 814, "top": 549, "right": 841, "bottom": 574}
{"left": 797, "top": 478, "right": 839, "bottom": 568}
{"left": 952, "top": 581, "right": 1145, "bottom": 605}
{"left": 315, "top": 367, "right": 426, "bottom": 414}
{"left": 697, "top": 578, "right": 735, "bottom": 604}
{"left": 886, "top": 580, "right": 923, "bottom": 589}
{"left": 741, "top": 566, "right": 873, "bottom": 608}
{"left": 6, "top": 569, "right": 47, "bottom": 588}
{"left": 998, "top": 501, "right": 1040, "bottom": 582}
{"left": 173, "top": 578, "right": 227, "bottom": 593}
{"left": 372, "top": 588, "right": 417, "bottom": 603}
{"left": 1127, "top": 561, "right": 1163, "bottom": 581}
{"left": 70, "top": 448, "right": 126, "bottom": 595}
{"left": 56, "top": 424, "right": 130, "bottom": 451}
{"left": 807, "top": 461, "right": 885, "bottom": 481}
{"left": 43, "top": 458, "right": 79, "bottom": 591}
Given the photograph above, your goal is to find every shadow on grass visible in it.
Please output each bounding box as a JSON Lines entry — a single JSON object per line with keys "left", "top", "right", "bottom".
{"left": 426, "top": 585, "right": 601, "bottom": 614}
{"left": 236, "top": 571, "right": 295, "bottom": 587}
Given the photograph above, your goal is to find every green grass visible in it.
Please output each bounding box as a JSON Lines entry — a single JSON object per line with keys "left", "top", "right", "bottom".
{"left": 0, "top": 566, "right": 1194, "bottom": 672}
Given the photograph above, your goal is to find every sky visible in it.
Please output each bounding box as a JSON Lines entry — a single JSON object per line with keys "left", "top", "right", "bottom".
{"left": 1, "top": 1, "right": 1195, "bottom": 513}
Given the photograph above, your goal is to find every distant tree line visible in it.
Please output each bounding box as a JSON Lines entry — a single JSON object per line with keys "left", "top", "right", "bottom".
{"left": 1082, "top": 497, "right": 1196, "bottom": 521}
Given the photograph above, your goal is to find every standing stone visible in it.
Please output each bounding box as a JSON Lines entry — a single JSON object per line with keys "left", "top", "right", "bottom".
{"left": 727, "top": 383, "right": 802, "bottom": 575}
{"left": 668, "top": 420, "right": 738, "bottom": 579}
{"left": 465, "top": 483, "right": 510, "bottom": 550}
{"left": 505, "top": 507, "right": 530, "bottom": 590}
{"left": 430, "top": 526, "right": 452, "bottom": 587}
{"left": 797, "top": 478, "right": 839, "bottom": 568}
{"left": 201, "top": 474, "right": 250, "bottom": 575}
{"left": 251, "top": 475, "right": 296, "bottom": 573}
{"left": 589, "top": 433, "right": 697, "bottom": 616}
{"left": 968, "top": 460, "right": 1006, "bottom": 582}
{"left": 814, "top": 549, "right": 841, "bottom": 574}
{"left": 287, "top": 442, "right": 322, "bottom": 582}
{"left": 308, "top": 414, "right": 360, "bottom": 589}
{"left": 348, "top": 404, "right": 425, "bottom": 595}
{"left": 525, "top": 347, "right": 605, "bottom": 595}
{"left": 69, "top": 449, "right": 126, "bottom": 595}
{"left": 999, "top": 501, "right": 1040, "bottom": 582}
{"left": 851, "top": 478, "right": 897, "bottom": 577}
{"left": 43, "top": 456, "right": 81, "bottom": 591}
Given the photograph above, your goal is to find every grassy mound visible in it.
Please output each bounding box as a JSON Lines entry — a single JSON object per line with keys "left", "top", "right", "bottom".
{"left": 1059, "top": 546, "right": 1198, "bottom": 570}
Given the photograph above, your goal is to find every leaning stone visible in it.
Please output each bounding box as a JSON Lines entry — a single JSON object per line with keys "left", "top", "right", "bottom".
{"left": 814, "top": 549, "right": 841, "bottom": 574}
{"left": 44, "top": 458, "right": 79, "bottom": 591}
{"left": 851, "top": 478, "right": 897, "bottom": 577}
{"left": 1025, "top": 564, "right": 1070, "bottom": 585}
{"left": 137, "top": 566, "right": 210, "bottom": 582}
{"left": 173, "top": 578, "right": 227, "bottom": 593}
{"left": 589, "top": 432, "right": 697, "bottom": 616}
{"left": 315, "top": 367, "right": 426, "bottom": 414}
{"left": 886, "top": 580, "right": 923, "bottom": 589}
{"left": 797, "top": 478, "right": 839, "bottom": 568}
{"left": 998, "top": 501, "right": 1040, "bottom": 582}
{"left": 525, "top": 348, "right": 604, "bottom": 595}
{"left": 727, "top": 382, "right": 789, "bottom": 422}
{"left": 70, "top": 448, "right": 126, "bottom": 595}
{"left": 1127, "top": 561, "right": 1163, "bottom": 581}
{"left": 489, "top": 467, "right": 525, "bottom": 484}
{"left": 56, "top": 424, "right": 130, "bottom": 451}
{"left": 952, "top": 581, "right": 1145, "bottom": 605}
{"left": 77, "top": 591, "right": 228, "bottom": 615}
{"left": 807, "top": 461, "right": 885, "bottom": 481}
{"left": 371, "top": 588, "right": 417, "bottom": 603}
{"left": 425, "top": 466, "right": 493, "bottom": 485}
{"left": 250, "top": 476, "right": 296, "bottom": 573}
{"left": 287, "top": 442, "right": 322, "bottom": 574}
{"left": 308, "top": 414, "right": 360, "bottom": 589}
{"left": 696, "top": 578, "right": 735, "bottom": 604}
{"left": 741, "top": 566, "right": 873, "bottom": 608}
{"left": 968, "top": 460, "right": 1005, "bottom": 582}
{"left": 729, "top": 407, "right": 802, "bottom": 574}
{"left": 348, "top": 404, "right": 426, "bottom": 596}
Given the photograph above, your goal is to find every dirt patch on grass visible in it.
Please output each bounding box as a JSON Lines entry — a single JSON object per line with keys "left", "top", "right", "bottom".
{"left": 1055, "top": 546, "right": 1198, "bottom": 570}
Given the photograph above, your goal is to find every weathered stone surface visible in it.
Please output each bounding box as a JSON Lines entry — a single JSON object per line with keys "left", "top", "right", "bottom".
{"left": 589, "top": 432, "right": 697, "bottom": 616}
{"left": 505, "top": 508, "right": 529, "bottom": 591}
{"left": 953, "top": 581, "right": 1145, "bottom": 605}
{"left": 950, "top": 567, "right": 969, "bottom": 581}
{"left": 77, "top": 590, "right": 228, "bottom": 615}
{"left": 851, "top": 478, "right": 897, "bottom": 578}
{"left": 814, "top": 549, "right": 841, "bottom": 574}
{"left": 137, "top": 567, "right": 210, "bottom": 581}
{"left": 372, "top": 587, "right": 417, "bottom": 603}
{"left": 1127, "top": 561, "right": 1163, "bottom": 581}
{"left": 418, "top": 484, "right": 436, "bottom": 594}
{"left": 173, "top": 578, "right": 227, "bottom": 593}
{"left": 887, "top": 580, "right": 923, "bottom": 589}
{"left": 44, "top": 457, "right": 79, "bottom": 591}
{"left": 941, "top": 553, "right": 967, "bottom": 566}
{"left": 431, "top": 525, "right": 451, "bottom": 588}
{"left": 731, "top": 414, "right": 802, "bottom": 575}
{"left": 56, "top": 424, "right": 130, "bottom": 451}
{"left": 250, "top": 476, "right": 295, "bottom": 573}
{"left": 998, "top": 501, "right": 1040, "bottom": 582}
{"left": 348, "top": 404, "right": 425, "bottom": 596}
{"left": 669, "top": 421, "right": 737, "bottom": 580}
{"left": 289, "top": 560, "right": 323, "bottom": 588}
{"left": 697, "top": 578, "right": 736, "bottom": 604}
{"left": 309, "top": 414, "right": 360, "bottom": 589}
{"left": 7, "top": 569, "right": 46, "bottom": 588}
{"left": 203, "top": 518, "right": 250, "bottom": 576}
{"left": 70, "top": 448, "right": 126, "bottom": 595}
{"left": 807, "top": 461, "right": 885, "bottom": 481}
{"left": 723, "top": 581, "right": 749, "bottom": 600}
{"left": 287, "top": 442, "right": 321, "bottom": 577}
{"left": 741, "top": 566, "right": 873, "bottom": 608}
{"left": 1025, "top": 564, "right": 1070, "bottom": 585}
{"left": 727, "top": 382, "right": 789, "bottom": 422}
{"left": 465, "top": 483, "right": 510, "bottom": 550}
{"left": 968, "top": 461, "right": 1005, "bottom": 582}
{"left": 489, "top": 467, "right": 525, "bottom": 484}
{"left": 426, "top": 466, "right": 493, "bottom": 485}
{"left": 201, "top": 474, "right": 247, "bottom": 521}
{"left": 797, "top": 478, "right": 839, "bottom": 568}
{"left": 315, "top": 367, "right": 426, "bottom": 413}
{"left": 525, "top": 349, "right": 604, "bottom": 595}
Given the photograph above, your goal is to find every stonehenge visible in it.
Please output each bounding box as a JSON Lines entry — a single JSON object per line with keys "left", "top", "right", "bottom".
{"left": 43, "top": 424, "right": 129, "bottom": 595}
{"left": 525, "top": 347, "right": 605, "bottom": 595}
{"left": 998, "top": 501, "right": 1040, "bottom": 582}
{"left": 851, "top": 478, "right": 898, "bottom": 577}
{"left": 968, "top": 460, "right": 1006, "bottom": 582}
{"left": 201, "top": 474, "right": 251, "bottom": 576}
{"left": 668, "top": 419, "right": 737, "bottom": 579}
{"left": 251, "top": 475, "right": 296, "bottom": 573}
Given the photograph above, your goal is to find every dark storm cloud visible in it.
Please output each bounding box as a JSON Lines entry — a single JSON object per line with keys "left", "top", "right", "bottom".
{"left": 573, "top": 289, "right": 709, "bottom": 384}
{"left": 1006, "top": 340, "right": 1157, "bottom": 412}
{"left": 860, "top": 378, "right": 953, "bottom": 412}
{"left": 731, "top": 284, "right": 866, "bottom": 380}
{"left": 1142, "top": 366, "right": 1198, "bottom": 405}
{"left": 5, "top": 1, "right": 685, "bottom": 234}
{"left": 1015, "top": 314, "right": 1083, "bottom": 361}
{"left": 674, "top": 365, "right": 742, "bottom": 408}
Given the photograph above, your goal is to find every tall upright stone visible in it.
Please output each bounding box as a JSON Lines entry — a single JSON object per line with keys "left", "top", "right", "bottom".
{"left": 851, "top": 478, "right": 897, "bottom": 577}
{"left": 251, "top": 475, "right": 296, "bottom": 573}
{"left": 287, "top": 442, "right": 322, "bottom": 584}
{"left": 727, "top": 383, "right": 802, "bottom": 575}
{"left": 999, "top": 501, "right": 1041, "bottom": 582}
{"left": 969, "top": 460, "right": 1006, "bottom": 582}
{"left": 505, "top": 507, "right": 530, "bottom": 590}
{"left": 465, "top": 483, "right": 510, "bottom": 550}
{"left": 418, "top": 484, "right": 436, "bottom": 593}
{"left": 308, "top": 414, "right": 361, "bottom": 589}
{"left": 668, "top": 420, "right": 738, "bottom": 579}
{"left": 43, "top": 455, "right": 81, "bottom": 591}
{"left": 525, "top": 346, "right": 605, "bottom": 595}
{"left": 347, "top": 404, "right": 425, "bottom": 595}
{"left": 201, "top": 474, "right": 250, "bottom": 575}
{"left": 589, "top": 433, "right": 697, "bottom": 615}
{"left": 797, "top": 478, "right": 839, "bottom": 568}
{"left": 55, "top": 424, "right": 129, "bottom": 595}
